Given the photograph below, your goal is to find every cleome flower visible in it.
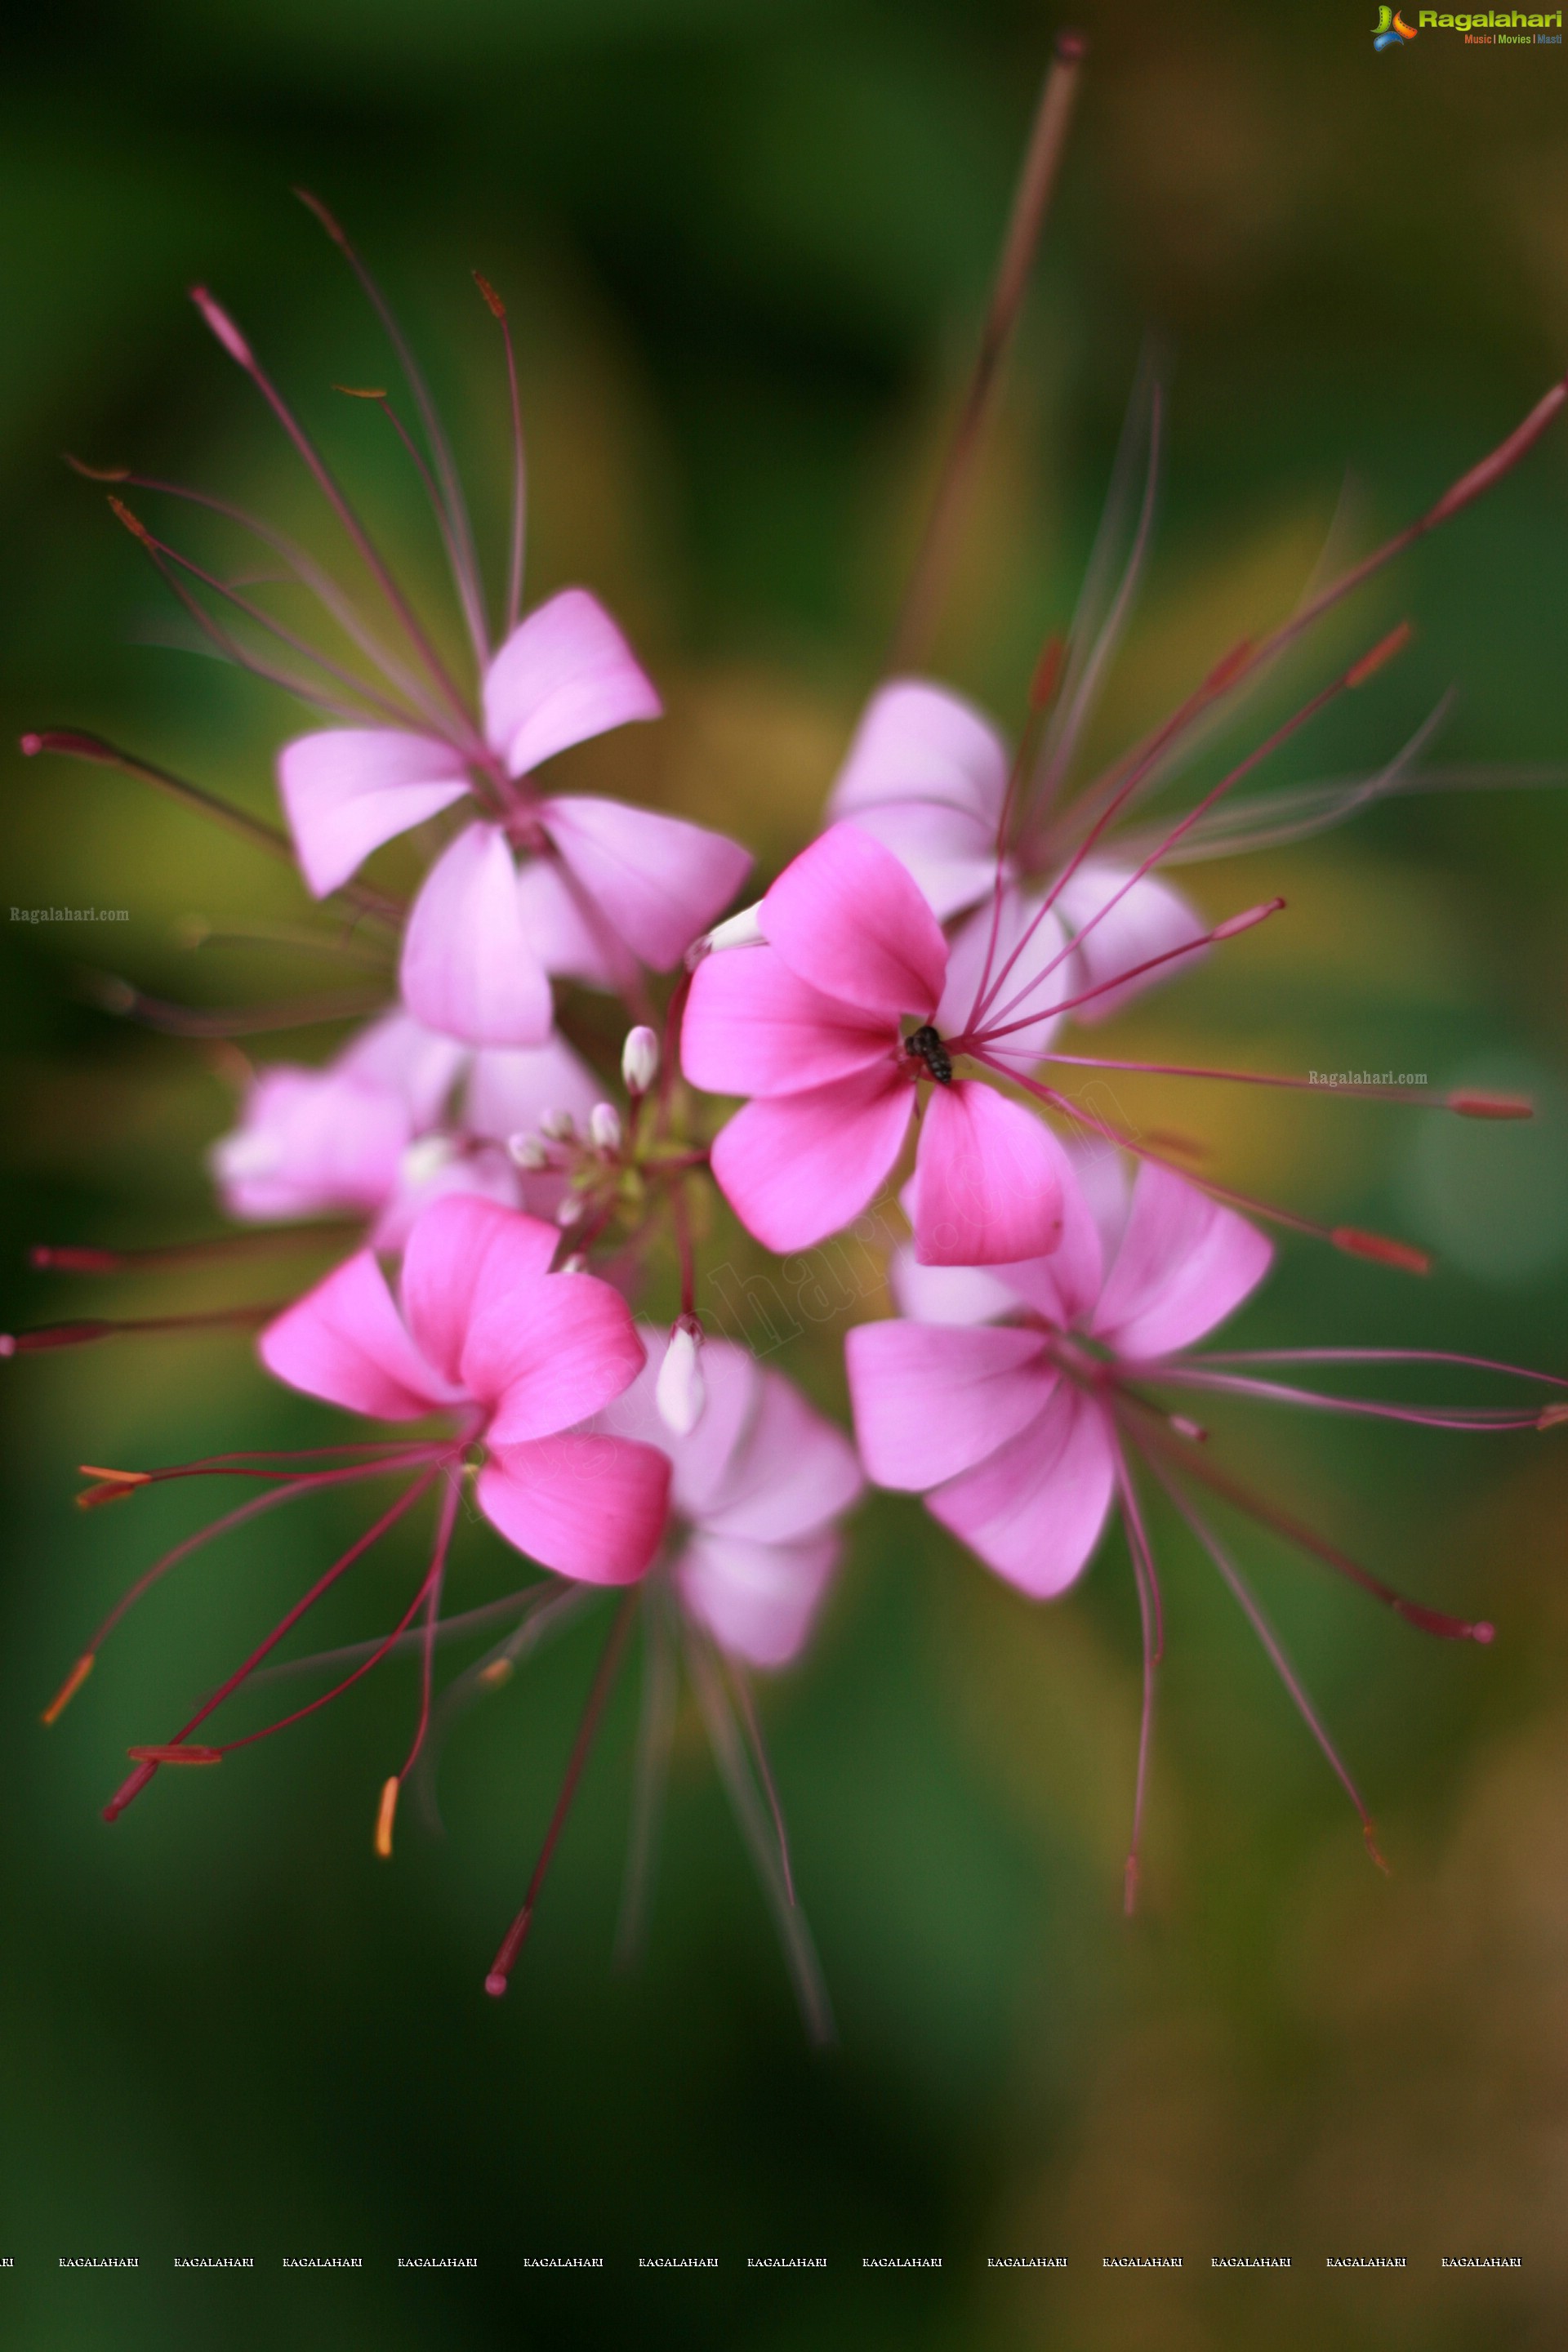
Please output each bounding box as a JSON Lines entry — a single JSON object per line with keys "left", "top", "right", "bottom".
{"left": 846, "top": 1150, "right": 1566, "bottom": 1907}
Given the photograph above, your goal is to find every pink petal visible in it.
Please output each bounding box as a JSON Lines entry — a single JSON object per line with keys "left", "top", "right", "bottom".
{"left": 1091, "top": 1161, "right": 1272, "bottom": 1360}
{"left": 594, "top": 1334, "right": 761, "bottom": 1513}
{"left": 1054, "top": 861, "right": 1206, "bottom": 1024}
{"left": 940, "top": 885, "right": 1068, "bottom": 1067}
{"left": 927, "top": 1385, "right": 1116, "bottom": 1598}
{"left": 481, "top": 587, "right": 662, "bottom": 777}
{"left": 466, "top": 1273, "right": 648, "bottom": 1441}
{"left": 981, "top": 1154, "right": 1106, "bottom": 1329}
{"left": 675, "top": 1530, "right": 841, "bottom": 1669}
{"left": 369, "top": 1147, "right": 520, "bottom": 1253}
{"left": 399, "top": 822, "right": 554, "bottom": 1047}
{"left": 277, "top": 728, "right": 470, "bottom": 899}
{"left": 846, "top": 1317, "right": 1055, "bottom": 1492}
{"left": 761, "top": 823, "right": 947, "bottom": 1019}
{"left": 710, "top": 1068, "right": 913, "bottom": 1252}
{"left": 889, "top": 1250, "right": 1019, "bottom": 1327}
{"left": 336, "top": 1012, "right": 467, "bottom": 1128}
{"left": 478, "top": 1434, "right": 670, "bottom": 1584}
{"left": 210, "top": 1067, "right": 409, "bottom": 1223}
{"left": 681, "top": 944, "right": 896, "bottom": 1099}
{"left": 462, "top": 1032, "right": 603, "bottom": 1145}
{"left": 701, "top": 1367, "right": 863, "bottom": 1543}
{"left": 258, "top": 1250, "right": 459, "bottom": 1421}
{"left": 541, "top": 797, "right": 752, "bottom": 972}
{"left": 912, "top": 1083, "right": 1067, "bottom": 1265}
{"left": 514, "top": 855, "right": 618, "bottom": 989}
{"left": 399, "top": 1194, "right": 559, "bottom": 1387}
{"left": 828, "top": 680, "right": 1009, "bottom": 921}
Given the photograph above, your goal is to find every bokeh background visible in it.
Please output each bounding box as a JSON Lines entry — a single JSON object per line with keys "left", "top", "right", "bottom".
{"left": 2, "top": 2, "right": 1566, "bottom": 2345}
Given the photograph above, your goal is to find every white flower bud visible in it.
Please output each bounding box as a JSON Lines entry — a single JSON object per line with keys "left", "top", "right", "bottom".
{"left": 555, "top": 1194, "right": 586, "bottom": 1228}
{"left": 398, "top": 1133, "right": 457, "bottom": 1189}
{"left": 621, "top": 1025, "right": 659, "bottom": 1096}
{"left": 696, "top": 902, "right": 767, "bottom": 956}
{"left": 507, "top": 1133, "right": 550, "bottom": 1171}
{"left": 655, "top": 1323, "right": 706, "bottom": 1437}
{"left": 589, "top": 1102, "right": 622, "bottom": 1153}
{"left": 539, "top": 1107, "right": 577, "bottom": 1142}
{"left": 559, "top": 1252, "right": 586, "bottom": 1275}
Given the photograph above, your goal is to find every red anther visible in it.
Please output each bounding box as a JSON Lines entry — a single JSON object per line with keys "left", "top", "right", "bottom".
{"left": 1169, "top": 1415, "right": 1207, "bottom": 1443}
{"left": 1330, "top": 1227, "right": 1432, "bottom": 1276}
{"left": 65, "top": 455, "right": 131, "bottom": 481}
{"left": 1055, "top": 27, "right": 1089, "bottom": 59}
{"left": 126, "top": 1744, "right": 221, "bottom": 1766}
{"left": 1537, "top": 1404, "right": 1568, "bottom": 1429}
{"left": 1450, "top": 1091, "right": 1533, "bottom": 1120}
{"left": 1202, "top": 638, "right": 1254, "bottom": 696}
{"left": 1470, "top": 1621, "right": 1495, "bottom": 1645}
{"left": 1429, "top": 377, "right": 1567, "bottom": 526}
{"left": 107, "top": 496, "right": 153, "bottom": 543}
{"left": 292, "top": 187, "right": 350, "bottom": 246}
{"left": 1212, "top": 896, "right": 1285, "bottom": 941}
{"left": 31, "top": 1245, "right": 122, "bottom": 1272}
{"left": 1345, "top": 621, "right": 1413, "bottom": 689}
{"left": 332, "top": 384, "right": 388, "bottom": 400}
{"left": 189, "top": 287, "right": 254, "bottom": 369}
{"left": 42, "top": 1655, "right": 95, "bottom": 1726}
{"left": 20, "top": 728, "right": 115, "bottom": 763}
{"left": 473, "top": 272, "right": 507, "bottom": 321}
{"left": 1028, "top": 633, "right": 1066, "bottom": 711}
{"left": 1363, "top": 1824, "right": 1391, "bottom": 1876}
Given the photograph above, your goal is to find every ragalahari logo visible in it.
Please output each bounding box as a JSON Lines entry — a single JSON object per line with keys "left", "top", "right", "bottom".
{"left": 1374, "top": 5, "right": 1419, "bottom": 42}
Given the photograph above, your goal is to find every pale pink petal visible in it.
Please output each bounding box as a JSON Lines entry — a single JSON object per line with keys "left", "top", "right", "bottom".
{"left": 336, "top": 1013, "right": 466, "bottom": 1128}
{"left": 461, "top": 1032, "right": 602, "bottom": 1145}
{"left": 675, "top": 1529, "right": 841, "bottom": 1669}
{"left": 1091, "top": 1161, "right": 1272, "bottom": 1360}
{"left": 466, "top": 1274, "right": 648, "bottom": 1441}
{"left": 981, "top": 1155, "right": 1106, "bottom": 1330}
{"left": 709, "top": 1068, "right": 913, "bottom": 1252}
{"left": 912, "top": 1083, "right": 1067, "bottom": 1265}
{"left": 481, "top": 587, "right": 662, "bottom": 777}
{"left": 761, "top": 823, "right": 947, "bottom": 1019}
{"left": 399, "top": 822, "right": 554, "bottom": 1047}
{"left": 1054, "top": 861, "right": 1206, "bottom": 1024}
{"left": 399, "top": 1193, "right": 559, "bottom": 1385}
{"left": 210, "top": 1067, "right": 409, "bottom": 1223}
{"left": 593, "top": 1335, "right": 761, "bottom": 1518}
{"left": 927, "top": 1385, "right": 1116, "bottom": 1598}
{"left": 541, "top": 797, "right": 752, "bottom": 971}
{"left": 844, "top": 1318, "right": 1055, "bottom": 1493}
{"left": 940, "top": 885, "right": 1068, "bottom": 1067}
{"left": 682, "top": 944, "right": 896, "bottom": 1099}
{"left": 514, "top": 855, "right": 617, "bottom": 989}
{"left": 277, "top": 728, "right": 470, "bottom": 899}
{"left": 827, "top": 680, "right": 1010, "bottom": 921}
{"left": 369, "top": 1147, "right": 520, "bottom": 1253}
{"left": 701, "top": 1367, "right": 863, "bottom": 1543}
{"left": 889, "top": 1250, "right": 1019, "bottom": 1327}
{"left": 258, "top": 1250, "right": 459, "bottom": 1420}
{"left": 478, "top": 1433, "right": 670, "bottom": 1584}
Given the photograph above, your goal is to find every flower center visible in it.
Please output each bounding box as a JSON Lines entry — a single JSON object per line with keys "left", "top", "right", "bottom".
{"left": 903, "top": 1025, "right": 953, "bottom": 1085}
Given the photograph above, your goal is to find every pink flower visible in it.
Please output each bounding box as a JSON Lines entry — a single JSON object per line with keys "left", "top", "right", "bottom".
{"left": 681, "top": 821, "right": 1076, "bottom": 1263}
{"left": 279, "top": 587, "right": 751, "bottom": 1045}
{"left": 211, "top": 1010, "right": 604, "bottom": 1245}
{"left": 828, "top": 679, "right": 1206, "bottom": 1047}
{"left": 846, "top": 1153, "right": 1272, "bottom": 1597}
{"left": 259, "top": 1193, "right": 670, "bottom": 1583}
{"left": 593, "top": 1330, "right": 863, "bottom": 1667}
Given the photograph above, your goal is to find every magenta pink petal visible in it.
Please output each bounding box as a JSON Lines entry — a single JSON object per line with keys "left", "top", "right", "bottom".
{"left": 709, "top": 1067, "right": 913, "bottom": 1252}
{"left": 399, "top": 1194, "right": 559, "bottom": 1386}
{"left": 477, "top": 1434, "right": 670, "bottom": 1583}
{"left": 277, "top": 728, "right": 470, "bottom": 899}
{"left": 940, "top": 885, "right": 1068, "bottom": 1065}
{"left": 701, "top": 1368, "right": 863, "bottom": 1543}
{"left": 513, "top": 855, "right": 618, "bottom": 989}
{"left": 682, "top": 944, "right": 896, "bottom": 1099}
{"left": 258, "top": 1250, "right": 459, "bottom": 1421}
{"left": 845, "top": 1317, "right": 1055, "bottom": 1492}
{"left": 399, "top": 822, "right": 554, "bottom": 1047}
{"left": 480, "top": 587, "right": 662, "bottom": 778}
{"left": 675, "top": 1529, "right": 842, "bottom": 1669}
{"left": 984, "top": 1156, "right": 1106, "bottom": 1329}
{"left": 927, "top": 1385, "right": 1116, "bottom": 1598}
{"left": 1092, "top": 1162, "right": 1272, "bottom": 1360}
{"left": 211, "top": 1067, "right": 409, "bottom": 1223}
{"left": 466, "top": 1273, "right": 648, "bottom": 1441}
{"left": 761, "top": 823, "right": 947, "bottom": 1019}
{"left": 541, "top": 797, "right": 752, "bottom": 972}
{"left": 1055, "top": 861, "right": 1206, "bottom": 1024}
{"left": 912, "top": 1083, "right": 1066, "bottom": 1266}
{"left": 827, "top": 680, "right": 1010, "bottom": 921}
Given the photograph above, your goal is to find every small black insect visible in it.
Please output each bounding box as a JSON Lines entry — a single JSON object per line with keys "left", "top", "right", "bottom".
{"left": 906, "top": 1024, "right": 952, "bottom": 1085}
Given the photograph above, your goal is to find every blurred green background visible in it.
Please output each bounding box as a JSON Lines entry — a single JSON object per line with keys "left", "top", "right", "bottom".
{"left": 2, "top": 2, "right": 1566, "bottom": 2346}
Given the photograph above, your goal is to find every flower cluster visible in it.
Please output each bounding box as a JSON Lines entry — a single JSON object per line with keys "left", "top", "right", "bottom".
{"left": 14, "top": 110, "right": 1567, "bottom": 2031}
